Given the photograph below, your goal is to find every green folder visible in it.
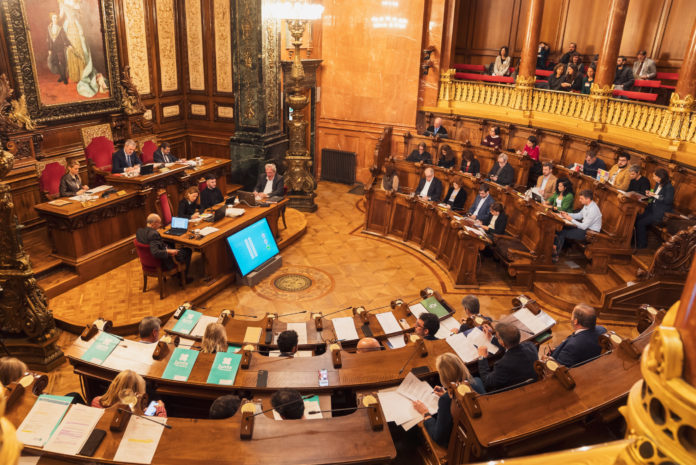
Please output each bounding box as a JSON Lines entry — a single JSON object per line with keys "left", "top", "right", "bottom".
{"left": 81, "top": 332, "right": 121, "bottom": 365}
{"left": 421, "top": 296, "right": 449, "bottom": 318}
{"left": 206, "top": 352, "right": 242, "bottom": 385}
{"left": 162, "top": 348, "right": 199, "bottom": 381}
{"left": 172, "top": 310, "right": 202, "bottom": 335}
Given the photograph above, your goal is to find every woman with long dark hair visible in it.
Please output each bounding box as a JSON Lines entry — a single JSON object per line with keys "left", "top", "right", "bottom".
{"left": 544, "top": 178, "right": 575, "bottom": 212}
{"left": 634, "top": 168, "right": 674, "bottom": 248}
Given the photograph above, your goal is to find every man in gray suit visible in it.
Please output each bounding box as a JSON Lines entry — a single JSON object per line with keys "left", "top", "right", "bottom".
{"left": 632, "top": 50, "right": 657, "bottom": 80}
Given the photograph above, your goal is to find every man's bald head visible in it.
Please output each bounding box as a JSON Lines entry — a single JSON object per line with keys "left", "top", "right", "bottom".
{"left": 572, "top": 303, "right": 597, "bottom": 329}
{"left": 146, "top": 213, "right": 162, "bottom": 226}
{"left": 356, "top": 337, "right": 381, "bottom": 353}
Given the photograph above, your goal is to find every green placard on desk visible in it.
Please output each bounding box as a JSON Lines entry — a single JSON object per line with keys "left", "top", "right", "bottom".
{"left": 172, "top": 310, "right": 202, "bottom": 335}
{"left": 162, "top": 348, "right": 199, "bottom": 381}
{"left": 421, "top": 296, "right": 449, "bottom": 318}
{"left": 206, "top": 352, "right": 242, "bottom": 385}
{"left": 81, "top": 332, "right": 121, "bottom": 365}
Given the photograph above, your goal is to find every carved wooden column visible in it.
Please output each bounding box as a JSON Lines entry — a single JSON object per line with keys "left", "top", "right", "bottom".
{"left": 230, "top": 0, "right": 287, "bottom": 190}
{"left": 674, "top": 254, "right": 696, "bottom": 386}
{"left": 513, "top": 0, "right": 544, "bottom": 114}
{"left": 673, "top": 18, "right": 696, "bottom": 105}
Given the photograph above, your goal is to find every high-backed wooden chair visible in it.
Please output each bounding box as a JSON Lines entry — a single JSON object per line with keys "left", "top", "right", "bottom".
{"left": 155, "top": 188, "right": 174, "bottom": 226}
{"left": 84, "top": 136, "right": 115, "bottom": 186}
{"left": 36, "top": 158, "right": 67, "bottom": 200}
{"left": 134, "top": 239, "right": 185, "bottom": 300}
{"left": 137, "top": 137, "right": 158, "bottom": 164}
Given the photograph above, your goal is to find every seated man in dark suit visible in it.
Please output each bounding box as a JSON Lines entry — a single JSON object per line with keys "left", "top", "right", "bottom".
{"left": 277, "top": 330, "right": 299, "bottom": 357}
{"left": 488, "top": 153, "right": 515, "bottom": 186}
{"left": 424, "top": 117, "right": 448, "bottom": 138}
{"left": 477, "top": 202, "right": 508, "bottom": 237}
{"left": 253, "top": 163, "right": 284, "bottom": 200}
{"left": 112, "top": 139, "right": 141, "bottom": 174}
{"left": 135, "top": 213, "right": 192, "bottom": 281}
{"left": 546, "top": 303, "right": 606, "bottom": 367}
{"left": 271, "top": 389, "right": 305, "bottom": 420}
{"left": 153, "top": 142, "right": 179, "bottom": 164}
{"left": 582, "top": 150, "right": 607, "bottom": 179}
{"left": 406, "top": 142, "right": 432, "bottom": 164}
{"left": 415, "top": 312, "right": 440, "bottom": 341}
{"left": 209, "top": 394, "right": 241, "bottom": 419}
{"left": 415, "top": 167, "right": 443, "bottom": 202}
{"left": 468, "top": 184, "right": 494, "bottom": 224}
{"left": 475, "top": 322, "right": 538, "bottom": 393}
{"left": 199, "top": 173, "right": 224, "bottom": 211}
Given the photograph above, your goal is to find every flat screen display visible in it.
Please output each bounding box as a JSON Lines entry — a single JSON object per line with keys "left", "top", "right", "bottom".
{"left": 226, "top": 218, "right": 279, "bottom": 276}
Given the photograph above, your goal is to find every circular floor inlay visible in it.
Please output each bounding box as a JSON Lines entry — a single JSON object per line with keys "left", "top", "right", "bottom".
{"left": 274, "top": 274, "right": 313, "bottom": 292}
{"left": 252, "top": 265, "right": 334, "bottom": 302}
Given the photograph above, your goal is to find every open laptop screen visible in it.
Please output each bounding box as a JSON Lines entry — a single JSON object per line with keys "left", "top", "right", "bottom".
{"left": 171, "top": 217, "right": 189, "bottom": 230}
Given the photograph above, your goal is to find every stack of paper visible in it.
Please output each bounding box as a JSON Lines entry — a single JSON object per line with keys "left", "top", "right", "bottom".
{"left": 386, "top": 335, "right": 406, "bottom": 349}
{"left": 103, "top": 340, "right": 156, "bottom": 370}
{"left": 44, "top": 404, "right": 104, "bottom": 455}
{"left": 16, "top": 395, "right": 73, "bottom": 447}
{"left": 198, "top": 226, "right": 218, "bottom": 236}
{"left": 376, "top": 312, "right": 401, "bottom": 335}
{"left": 113, "top": 416, "right": 168, "bottom": 464}
{"left": 332, "top": 317, "right": 359, "bottom": 341}
{"left": 513, "top": 307, "right": 556, "bottom": 334}
{"left": 189, "top": 315, "right": 219, "bottom": 338}
{"left": 243, "top": 326, "right": 262, "bottom": 344}
{"left": 377, "top": 373, "right": 439, "bottom": 431}
{"left": 409, "top": 303, "right": 428, "bottom": 318}
{"left": 434, "top": 316, "right": 460, "bottom": 339}
{"left": 445, "top": 327, "right": 499, "bottom": 363}
{"left": 285, "top": 322, "right": 308, "bottom": 344}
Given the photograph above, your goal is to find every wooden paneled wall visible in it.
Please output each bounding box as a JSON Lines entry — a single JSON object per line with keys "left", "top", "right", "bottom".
{"left": 455, "top": 0, "right": 695, "bottom": 73}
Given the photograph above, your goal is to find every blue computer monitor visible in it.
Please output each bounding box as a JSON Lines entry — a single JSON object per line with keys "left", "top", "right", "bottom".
{"left": 226, "top": 218, "right": 279, "bottom": 276}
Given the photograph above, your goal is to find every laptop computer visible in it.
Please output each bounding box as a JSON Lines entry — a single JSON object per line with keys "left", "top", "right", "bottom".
{"left": 205, "top": 205, "right": 227, "bottom": 223}
{"left": 237, "top": 190, "right": 258, "bottom": 206}
{"left": 140, "top": 164, "right": 155, "bottom": 175}
{"left": 166, "top": 217, "right": 189, "bottom": 236}
{"left": 531, "top": 192, "right": 544, "bottom": 203}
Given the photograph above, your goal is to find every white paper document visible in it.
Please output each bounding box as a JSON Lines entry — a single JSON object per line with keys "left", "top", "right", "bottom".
{"left": 446, "top": 332, "right": 479, "bottom": 363}
{"left": 268, "top": 350, "right": 312, "bottom": 357}
{"left": 396, "top": 373, "right": 439, "bottom": 415}
{"left": 189, "top": 315, "right": 219, "bottom": 338}
{"left": 286, "top": 322, "right": 308, "bottom": 344}
{"left": 377, "top": 388, "right": 422, "bottom": 428}
{"left": 408, "top": 303, "right": 428, "bottom": 318}
{"left": 85, "top": 185, "right": 113, "bottom": 194}
{"left": 513, "top": 307, "right": 555, "bottom": 334}
{"left": 434, "top": 316, "right": 460, "bottom": 339}
{"left": 104, "top": 340, "right": 156, "bottom": 371}
{"left": 43, "top": 404, "right": 104, "bottom": 455}
{"left": 376, "top": 312, "right": 402, "bottom": 335}
{"left": 198, "top": 226, "right": 219, "bottom": 236}
{"left": 466, "top": 327, "right": 499, "bottom": 354}
{"left": 16, "top": 395, "right": 73, "bottom": 447}
{"left": 332, "top": 317, "right": 360, "bottom": 341}
{"left": 113, "top": 415, "right": 168, "bottom": 464}
{"left": 386, "top": 335, "right": 406, "bottom": 349}
{"left": 18, "top": 457, "right": 41, "bottom": 465}
{"left": 272, "top": 396, "right": 322, "bottom": 420}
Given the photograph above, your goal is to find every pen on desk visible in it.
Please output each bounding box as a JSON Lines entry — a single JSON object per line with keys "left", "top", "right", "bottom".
{"left": 117, "top": 408, "right": 172, "bottom": 429}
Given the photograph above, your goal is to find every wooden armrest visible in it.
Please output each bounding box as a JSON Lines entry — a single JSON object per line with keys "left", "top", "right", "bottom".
{"left": 417, "top": 423, "right": 447, "bottom": 464}
{"left": 585, "top": 230, "right": 614, "bottom": 243}
{"left": 507, "top": 248, "right": 537, "bottom": 260}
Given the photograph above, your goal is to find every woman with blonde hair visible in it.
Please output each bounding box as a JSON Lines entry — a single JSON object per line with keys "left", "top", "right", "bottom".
{"left": 0, "top": 386, "right": 22, "bottom": 465}
{"left": 0, "top": 357, "right": 27, "bottom": 387}
{"left": 201, "top": 323, "right": 228, "bottom": 354}
{"left": 412, "top": 353, "right": 483, "bottom": 446}
{"left": 91, "top": 369, "right": 166, "bottom": 417}
{"left": 59, "top": 159, "right": 89, "bottom": 197}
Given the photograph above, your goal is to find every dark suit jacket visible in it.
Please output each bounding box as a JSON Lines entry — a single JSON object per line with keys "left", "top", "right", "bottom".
{"left": 489, "top": 163, "right": 515, "bottom": 186}
{"left": 59, "top": 173, "right": 82, "bottom": 197}
{"left": 254, "top": 173, "right": 284, "bottom": 198}
{"left": 460, "top": 158, "right": 480, "bottom": 175}
{"left": 424, "top": 392, "right": 453, "bottom": 447}
{"left": 153, "top": 149, "right": 178, "bottom": 164}
{"left": 487, "top": 211, "right": 508, "bottom": 236}
{"left": 406, "top": 150, "right": 432, "bottom": 164}
{"left": 628, "top": 176, "right": 650, "bottom": 194}
{"left": 650, "top": 182, "right": 674, "bottom": 220}
{"left": 425, "top": 125, "right": 448, "bottom": 138}
{"left": 112, "top": 149, "right": 142, "bottom": 174}
{"left": 468, "top": 195, "right": 494, "bottom": 224}
{"left": 477, "top": 341, "right": 539, "bottom": 392}
{"left": 416, "top": 177, "right": 443, "bottom": 202}
{"left": 614, "top": 66, "right": 634, "bottom": 88}
{"left": 583, "top": 158, "right": 607, "bottom": 179}
{"left": 177, "top": 199, "right": 199, "bottom": 219}
{"left": 551, "top": 326, "right": 607, "bottom": 367}
{"left": 136, "top": 227, "right": 175, "bottom": 270}
{"left": 443, "top": 187, "right": 467, "bottom": 211}
{"left": 199, "top": 187, "right": 224, "bottom": 212}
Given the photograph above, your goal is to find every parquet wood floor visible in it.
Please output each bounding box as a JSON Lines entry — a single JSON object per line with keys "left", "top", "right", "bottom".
{"left": 42, "top": 181, "right": 639, "bottom": 401}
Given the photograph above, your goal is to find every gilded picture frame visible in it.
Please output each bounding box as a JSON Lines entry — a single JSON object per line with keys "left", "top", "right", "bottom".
{"left": 0, "top": 0, "right": 123, "bottom": 123}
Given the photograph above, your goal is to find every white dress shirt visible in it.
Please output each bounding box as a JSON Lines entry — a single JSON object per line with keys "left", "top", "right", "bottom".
{"left": 263, "top": 177, "right": 275, "bottom": 194}
{"left": 569, "top": 201, "right": 602, "bottom": 232}
{"left": 472, "top": 196, "right": 487, "bottom": 217}
{"left": 420, "top": 179, "right": 433, "bottom": 197}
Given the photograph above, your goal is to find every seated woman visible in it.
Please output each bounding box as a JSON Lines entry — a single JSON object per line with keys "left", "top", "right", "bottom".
{"left": 91, "top": 370, "right": 166, "bottom": 417}
{"left": 178, "top": 186, "right": 201, "bottom": 219}
{"left": 201, "top": 323, "right": 228, "bottom": 354}
{"left": 59, "top": 160, "right": 89, "bottom": 197}
{"left": 481, "top": 126, "right": 502, "bottom": 150}
{"left": 560, "top": 64, "right": 582, "bottom": 92}
{"left": 437, "top": 144, "right": 456, "bottom": 169}
{"left": 517, "top": 136, "right": 540, "bottom": 162}
{"left": 412, "top": 353, "right": 484, "bottom": 447}
{"left": 460, "top": 150, "right": 480, "bottom": 175}
{"left": 545, "top": 178, "right": 575, "bottom": 212}
{"left": 443, "top": 176, "right": 467, "bottom": 211}
{"left": 581, "top": 66, "right": 595, "bottom": 95}
{"left": 0, "top": 357, "right": 27, "bottom": 386}
{"left": 569, "top": 53, "right": 585, "bottom": 75}
{"left": 547, "top": 63, "right": 566, "bottom": 91}
{"left": 634, "top": 168, "right": 674, "bottom": 249}
{"left": 476, "top": 202, "right": 507, "bottom": 236}
{"left": 491, "top": 46, "right": 511, "bottom": 76}
{"left": 382, "top": 165, "right": 399, "bottom": 192}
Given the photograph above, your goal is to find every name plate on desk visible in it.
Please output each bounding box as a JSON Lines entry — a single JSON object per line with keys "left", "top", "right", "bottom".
{"left": 162, "top": 348, "right": 199, "bottom": 381}
{"left": 172, "top": 310, "right": 202, "bottom": 335}
{"left": 116, "top": 190, "right": 127, "bottom": 196}
{"left": 206, "top": 352, "right": 242, "bottom": 385}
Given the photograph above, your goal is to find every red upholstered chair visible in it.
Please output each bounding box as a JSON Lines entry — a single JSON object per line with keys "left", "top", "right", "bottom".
{"left": 84, "top": 136, "right": 115, "bottom": 186}
{"left": 134, "top": 239, "right": 185, "bottom": 300}
{"left": 155, "top": 189, "right": 174, "bottom": 226}
{"left": 37, "top": 160, "right": 67, "bottom": 200}
{"left": 140, "top": 140, "right": 158, "bottom": 164}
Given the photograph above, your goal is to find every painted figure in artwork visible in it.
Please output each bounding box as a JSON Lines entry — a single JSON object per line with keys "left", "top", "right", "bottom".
{"left": 47, "top": 12, "right": 70, "bottom": 84}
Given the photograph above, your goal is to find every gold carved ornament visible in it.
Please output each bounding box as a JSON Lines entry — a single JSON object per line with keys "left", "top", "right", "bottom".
{"left": 120, "top": 66, "right": 145, "bottom": 114}
{"left": 0, "top": 74, "right": 36, "bottom": 132}
{"left": 123, "top": 0, "right": 151, "bottom": 94}
{"left": 80, "top": 123, "right": 114, "bottom": 148}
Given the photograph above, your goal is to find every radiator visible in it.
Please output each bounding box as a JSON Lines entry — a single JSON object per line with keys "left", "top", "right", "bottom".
{"left": 321, "top": 148, "right": 356, "bottom": 185}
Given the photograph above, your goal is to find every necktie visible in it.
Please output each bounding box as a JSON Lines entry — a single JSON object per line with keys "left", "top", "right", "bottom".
{"left": 126, "top": 154, "right": 131, "bottom": 167}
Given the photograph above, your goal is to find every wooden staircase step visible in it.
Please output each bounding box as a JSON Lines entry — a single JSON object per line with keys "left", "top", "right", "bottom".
{"left": 39, "top": 267, "right": 81, "bottom": 299}
{"left": 608, "top": 263, "right": 640, "bottom": 284}
{"left": 32, "top": 256, "right": 64, "bottom": 277}
{"left": 534, "top": 279, "right": 601, "bottom": 313}
{"left": 585, "top": 273, "right": 622, "bottom": 297}
{"left": 630, "top": 250, "right": 655, "bottom": 271}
